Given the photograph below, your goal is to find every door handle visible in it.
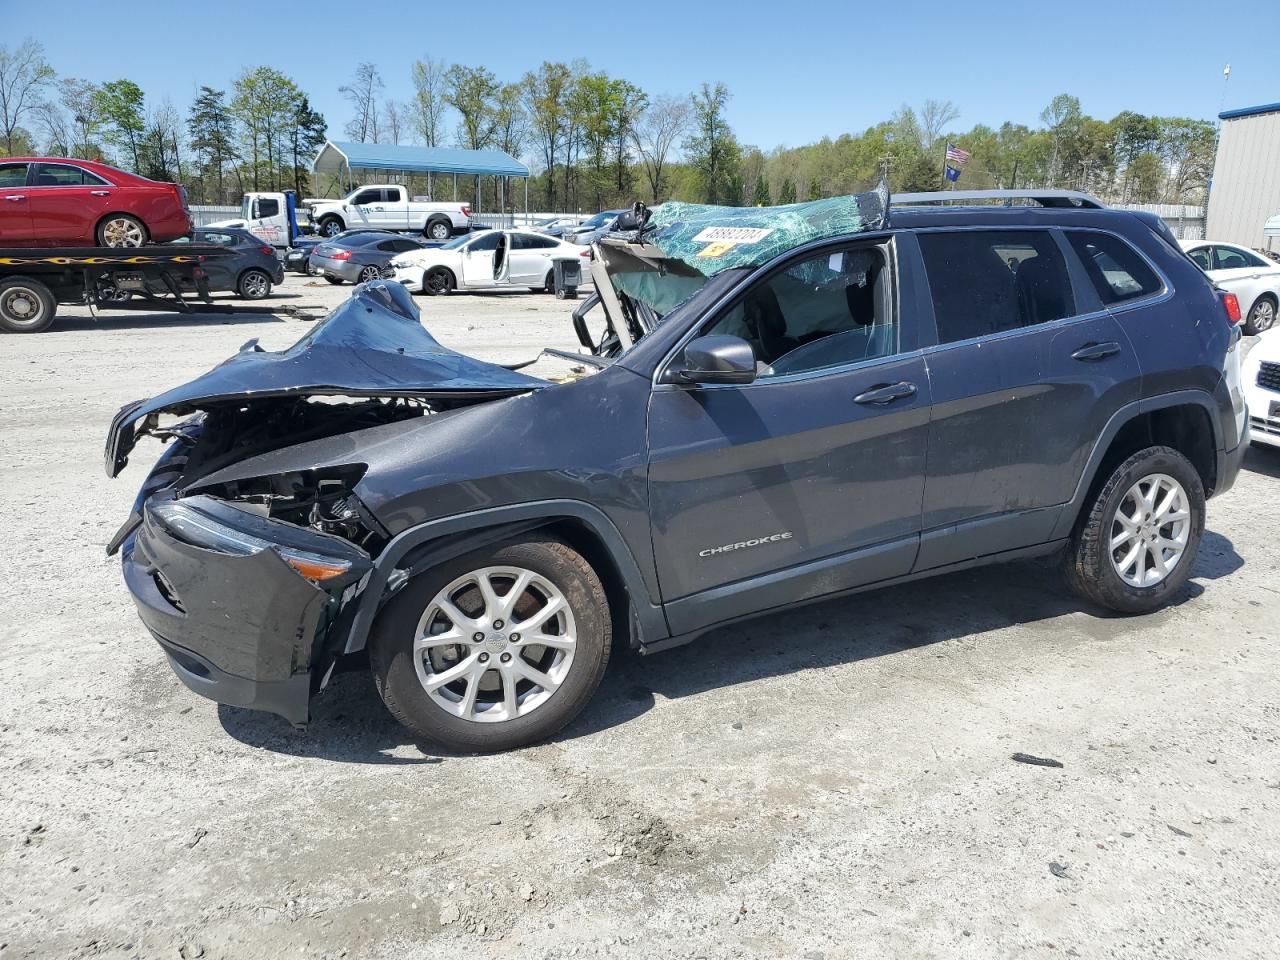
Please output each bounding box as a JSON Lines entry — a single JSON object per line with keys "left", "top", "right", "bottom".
{"left": 1071, "top": 341, "right": 1121, "bottom": 362}
{"left": 3, "top": 194, "right": 25, "bottom": 201}
{"left": 90, "top": 190, "right": 110, "bottom": 197}
{"left": 854, "top": 381, "right": 917, "bottom": 405}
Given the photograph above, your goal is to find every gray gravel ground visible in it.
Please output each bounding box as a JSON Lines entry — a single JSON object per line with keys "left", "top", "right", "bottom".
{"left": 2, "top": 274, "right": 1278, "bottom": 959}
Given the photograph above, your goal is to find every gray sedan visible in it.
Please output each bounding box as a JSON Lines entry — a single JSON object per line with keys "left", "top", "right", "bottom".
{"left": 311, "top": 233, "right": 433, "bottom": 285}
{"left": 148, "top": 227, "right": 284, "bottom": 299}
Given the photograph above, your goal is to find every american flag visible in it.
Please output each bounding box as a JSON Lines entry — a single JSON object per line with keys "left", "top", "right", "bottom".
{"left": 945, "top": 144, "right": 971, "bottom": 166}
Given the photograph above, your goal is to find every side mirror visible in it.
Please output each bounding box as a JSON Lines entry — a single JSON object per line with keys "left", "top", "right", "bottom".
{"left": 676, "top": 335, "right": 757, "bottom": 386}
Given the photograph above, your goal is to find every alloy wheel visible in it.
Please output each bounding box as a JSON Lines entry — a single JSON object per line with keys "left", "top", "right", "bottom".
{"left": 1251, "top": 299, "right": 1275, "bottom": 332}
{"left": 1109, "top": 473, "right": 1191, "bottom": 588}
{"left": 100, "top": 217, "right": 145, "bottom": 247}
{"left": 358, "top": 265, "right": 381, "bottom": 283}
{"left": 412, "top": 566, "right": 576, "bottom": 723}
{"left": 241, "top": 271, "right": 270, "bottom": 298}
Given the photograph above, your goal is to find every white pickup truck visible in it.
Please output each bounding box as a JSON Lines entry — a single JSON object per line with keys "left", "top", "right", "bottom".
{"left": 310, "top": 185, "right": 473, "bottom": 240}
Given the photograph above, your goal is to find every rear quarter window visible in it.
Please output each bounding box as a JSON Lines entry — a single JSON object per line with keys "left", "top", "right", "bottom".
{"left": 1065, "top": 231, "right": 1162, "bottom": 305}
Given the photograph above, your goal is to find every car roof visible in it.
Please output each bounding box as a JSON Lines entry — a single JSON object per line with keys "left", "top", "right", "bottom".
{"left": 1, "top": 156, "right": 153, "bottom": 184}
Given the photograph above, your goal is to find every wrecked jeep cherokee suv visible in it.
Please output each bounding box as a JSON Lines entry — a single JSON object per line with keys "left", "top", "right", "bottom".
{"left": 107, "top": 187, "right": 1248, "bottom": 753}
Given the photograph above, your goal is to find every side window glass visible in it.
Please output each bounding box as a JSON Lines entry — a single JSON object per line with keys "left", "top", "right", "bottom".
{"left": 1065, "top": 231, "right": 1161, "bottom": 305}
{"left": 1213, "top": 246, "right": 1266, "bottom": 270}
{"left": 1188, "top": 247, "right": 1213, "bottom": 271}
{"left": 468, "top": 232, "right": 501, "bottom": 252}
{"left": 256, "top": 198, "right": 280, "bottom": 218}
{"left": 353, "top": 190, "right": 380, "bottom": 205}
{"left": 34, "top": 164, "right": 108, "bottom": 186}
{"left": 918, "top": 230, "right": 1075, "bottom": 343}
{"left": 0, "top": 163, "right": 29, "bottom": 188}
{"left": 703, "top": 246, "right": 895, "bottom": 377}
{"left": 534, "top": 235, "right": 560, "bottom": 249}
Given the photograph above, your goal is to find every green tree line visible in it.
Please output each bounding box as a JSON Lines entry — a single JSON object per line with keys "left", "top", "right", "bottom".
{"left": 1, "top": 37, "right": 1216, "bottom": 212}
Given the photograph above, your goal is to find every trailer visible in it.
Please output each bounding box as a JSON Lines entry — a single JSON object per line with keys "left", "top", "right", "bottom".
{"left": 0, "top": 244, "right": 236, "bottom": 333}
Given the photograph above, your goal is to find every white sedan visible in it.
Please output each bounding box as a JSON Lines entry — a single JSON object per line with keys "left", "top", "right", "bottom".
{"left": 1181, "top": 239, "right": 1280, "bottom": 335}
{"left": 391, "top": 229, "right": 590, "bottom": 295}
{"left": 1243, "top": 333, "right": 1280, "bottom": 450}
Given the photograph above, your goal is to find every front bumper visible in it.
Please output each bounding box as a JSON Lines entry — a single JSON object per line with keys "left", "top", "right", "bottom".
{"left": 1250, "top": 411, "right": 1280, "bottom": 448}
{"left": 121, "top": 495, "right": 371, "bottom": 725}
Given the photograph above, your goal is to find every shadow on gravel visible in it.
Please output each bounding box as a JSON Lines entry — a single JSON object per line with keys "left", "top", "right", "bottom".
{"left": 221, "top": 536, "right": 1244, "bottom": 760}
{"left": 52, "top": 309, "right": 310, "bottom": 332}
{"left": 1243, "top": 444, "right": 1280, "bottom": 480}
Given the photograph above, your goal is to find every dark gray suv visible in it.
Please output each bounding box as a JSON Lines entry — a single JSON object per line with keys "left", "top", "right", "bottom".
{"left": 105, "top": 188, "right": 1249, "bottom": 752}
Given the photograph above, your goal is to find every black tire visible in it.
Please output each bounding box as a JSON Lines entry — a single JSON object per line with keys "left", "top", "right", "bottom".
{"left": 1064, "top": 445, "right": 1205, "bottom": 614}
{"left": 369, "top": 537, "right": 611, "bottom": 753}
{"left": 423, "top": 266, "right": 454, "bottom": 296}
{"left": 318, "top": 216, "right": 344, "bottom": 238}
{"left": 1244, "top": 295, "right": 1276, "bottom": 336}
{"left": 324, "top": 276, "right": 344, "bottom": 285}
{"left": 425, "top": 218, "right": 452, "bottom": 241}
{"left": 95, "top": 214, "right": 148, "bottom": 248}
{"left": 0, "top": 278, "right": 56, "bottom": 333}
{"left": 236, "top": 268, "right": 272, "bottom": 300}
{"left": 543, "top": 269, "right": 555, "bottom": 294}
{"left": 357, "top": 264, "right": 381, "bottom": 284}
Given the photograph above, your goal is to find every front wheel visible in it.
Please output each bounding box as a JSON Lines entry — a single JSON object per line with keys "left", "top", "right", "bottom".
{"left": 423, "top": 266, "right": 454, "bottom": 296}
{"left": 1244, "top": 296, "right": 1276, "bottom": 335}
{"left": 1065, "top": 445, "right": 1205, "bottom": 614}
{"left": 237, "top": 268, "right": 272, "bottom": 300}
{"left": 0, "top": 278, "right": 56, "bottom": 333}
{"left": 369, "top": 538, "right": 611, "bottom": 753}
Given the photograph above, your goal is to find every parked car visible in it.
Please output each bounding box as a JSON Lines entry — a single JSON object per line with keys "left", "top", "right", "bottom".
{"left": 310, "top": 232, "right": 433, "bottom": 284}
{"left": 0, "top": 157, "right": 192, "bottom": 248}
{"left": 284, "top": 236, "right": 324, "bottom": 275}
{"left": 1242, "top": 334, "right": 1280, "bottom": 450}
{"left": 1181, "top": 239, "right": 1280, "bottom": 335}
{"left": 390, "top": 229, "right": 590, "bottom": 295}
{"left": 531, "top": 215, "right": 583, "bottom": 238}
{"left": 563, "top": 208, "right": 627, "bottom": 245}
{"left": 310, "top": 185, "right": 472, "bottom": 240}
{"left": 106, "top": 188, "right": 1248, "bottom": 753}
{"left": 145, "top": 228, "right": 284, "bottom": 300}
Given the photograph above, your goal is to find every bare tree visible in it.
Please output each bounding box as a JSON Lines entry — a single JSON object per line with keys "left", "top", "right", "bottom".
{"left": 0, "top": 38, "right": 55, "bottom": 155}
{"left": 339, "top": 62, "right": 382, "bottom": 143}
{"left": 36, "top": 98, "right": 71, "bottom": 156}
{"left": 382, "top": 99, "right": 407, "bottom": 145}
{"left": 411, "top": 57, "right": 449, "bottom": 147}
{"left": 60, "top": 78, "right": 102, "bottom": 157}
{"left": 632, "top": 93, "right": 690, "bottom": 202}
{"left": 920, "top": 98, "right": 960, "bottom": 153}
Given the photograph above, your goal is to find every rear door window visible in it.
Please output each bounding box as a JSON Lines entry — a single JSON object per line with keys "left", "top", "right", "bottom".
{"left": 1212, "top": 245, "right": 1268, "bottom": 270}
{"left": 32, "top": 163, "right": 108, "bottom": 187}
{"left": 0, "top": 163, "right": 29, "bottom": 188}
{"left": 1064, "top": 231, "right": 1161, "bottom": 304}
{"left": 917, "top": 230, "right": 1076, "bottom": 344}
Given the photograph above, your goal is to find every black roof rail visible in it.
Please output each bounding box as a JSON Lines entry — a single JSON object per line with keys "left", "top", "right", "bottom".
{"left": 891, "top": 189, "right": 1107, "bottom": 209}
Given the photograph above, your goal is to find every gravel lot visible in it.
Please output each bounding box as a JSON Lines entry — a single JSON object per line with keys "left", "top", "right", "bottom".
{"left": 2, "top": 273, "right": 1278, "bottom": 960}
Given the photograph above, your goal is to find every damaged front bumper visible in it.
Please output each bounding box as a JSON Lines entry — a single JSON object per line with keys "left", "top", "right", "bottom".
{"left": 121, "top": 493, "right": 372, "bottom": 726}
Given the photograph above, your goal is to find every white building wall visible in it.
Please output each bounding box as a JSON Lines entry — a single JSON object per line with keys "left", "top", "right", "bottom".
{"left": 1206, "top": 108, "right": 1280, "bottom": 249}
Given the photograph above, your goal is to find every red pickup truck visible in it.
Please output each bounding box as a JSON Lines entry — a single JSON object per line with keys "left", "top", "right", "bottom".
{"left": 0, "top": 157, "right": 192, "bottom": 247}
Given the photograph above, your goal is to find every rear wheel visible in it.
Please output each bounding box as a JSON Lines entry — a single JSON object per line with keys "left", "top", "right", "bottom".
{"left": 0, "top": 278, "right": 56, "bottom": 333}
{"left": 96, "top": 214, "right": 148, "bottom": 248}
{"left": 543, "top": 269, "right": 555, "bottom": 293}
{"left": 1244, "top": 295, "right": 1276, "bottom": 335}
{"left": 423, "top": 266, "right": 454, "bottom": 296}
{"left": 1065, "top": 445, "right": 1205, "bottom": 614}
{"left": 237, "top": 268, "right": 272, "bottom": 300}
{"left": 425, "top": 219, "right": 452, "bottom": 241}
{"left": 370, "top": 538, "right": 611, "bottom": 753}
{"left": 318, "top": 217, "right": 344, "bottom": 238}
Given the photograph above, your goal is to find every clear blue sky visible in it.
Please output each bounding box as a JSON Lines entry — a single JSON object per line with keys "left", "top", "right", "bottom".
{"left": 6, "top": 0, "right": 1277, "bottom": 156}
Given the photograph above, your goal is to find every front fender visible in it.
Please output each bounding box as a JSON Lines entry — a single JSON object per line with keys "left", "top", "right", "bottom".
{"left": 338, "top": 499, "right": 670, "bottom": 655}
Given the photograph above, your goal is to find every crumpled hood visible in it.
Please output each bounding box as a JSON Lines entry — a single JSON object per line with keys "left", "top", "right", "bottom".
{"left": 105, "top": 280, "right": 544, "bottom": 477}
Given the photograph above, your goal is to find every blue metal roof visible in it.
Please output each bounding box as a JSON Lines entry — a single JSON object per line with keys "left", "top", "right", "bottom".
{"left": 314, "top": 140, "right": 529, "bottom": 178}
{"left": 1219, "top": 102, "right": 1280, "bottom": 121}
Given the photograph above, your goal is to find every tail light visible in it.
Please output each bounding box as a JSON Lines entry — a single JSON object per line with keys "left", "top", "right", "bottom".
{"left": 259, "top": 245, "right": 274, "bottom": 256}
{"left": 461, "top": 205, "right": 472, "bottom": 218}
{"left": 580, "top": 249, "right": 591, "bottom": 257}
{"left": 330, "top": 249, "right": 351, "bottom": 261}
{"left": 1222, "top": 291, "right": 1242, "bottom": 325}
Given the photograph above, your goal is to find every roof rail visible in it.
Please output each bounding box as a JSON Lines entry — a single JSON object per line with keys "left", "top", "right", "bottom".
{"left": 891, "top": 189, "right": 1107, "bottom": 209}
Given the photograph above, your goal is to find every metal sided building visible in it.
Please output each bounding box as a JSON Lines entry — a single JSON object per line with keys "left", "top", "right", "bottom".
{"left": 1207, "top": 102, "right": 1280, "bottom": 249}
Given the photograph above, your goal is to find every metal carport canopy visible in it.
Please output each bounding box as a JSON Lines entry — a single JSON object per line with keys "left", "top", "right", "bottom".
{"left": 313, "top": 140, "right": 529, "bottom": 178}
